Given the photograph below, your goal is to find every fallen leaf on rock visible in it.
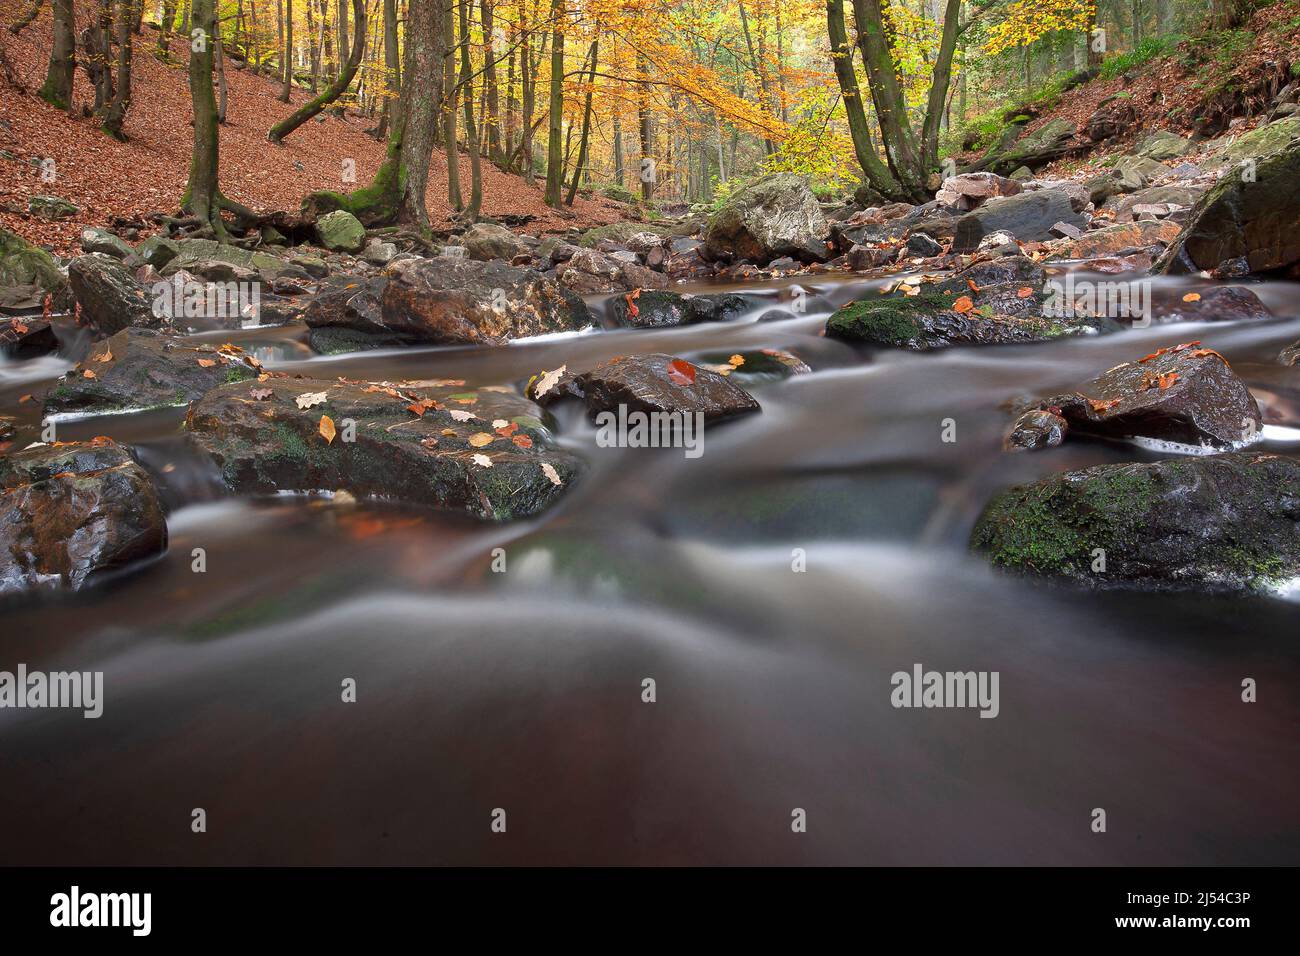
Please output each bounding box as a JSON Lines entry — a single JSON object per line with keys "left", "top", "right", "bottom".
{"left": 728, "top": 354, "right": 745, "bottom": 368}
{"left": 19, "top": 394, "right": 32, "bottom": 403}
{"left": 1088, "top": 397, "right": 1121, "bottom": 413}
{"left": 953, "top": 296, "right": 974, "bottom": 313}
{"left": 296, "top": 391, "right": 328, "bottom": 409}
{"left": 511, "top": 434, "right": 533, "bottom": 449}
{"left": 93, "top": 348, "right": 112, "bottom": 362}
{"left": 448, "top": 409, "right": 478, "bottom": 422}
{"left": 666, "top": 359, "right": 696, "bottom": 385}
{"left": 492, "top": 419, "right": 509, "bottom": 429}
{"left": 1182, "top": 292, "right": 1202, "bottom": 303}
{"left": 250, "top": 387, "right": 273, "bottom": 400}
{"left": 319, "top": 415, "right": 336, "bottom": 443}
{"left": 1157, "top": 372, "right": 1179, "bottom": 389}
{"left": 468, "top": 432, "right": 494, "bottom": 447}
{"left": 197, "top": 358, "right": 217, "bottom": 368}
{"left": 624, "top": 288, "right": 641, "bottom": 318}
{"left": 471, "top": 453, "right": 493, "bottom": 468}
{"left": 541, "top": 462, "right": 563, "bottom": 486}
{"left": 533, "top": 365, "right": 567, "bottom": 398}
{"left": 1016, "top": 287, "right": 1034, "bottom": 298}
{"left": 83, "top": 369, "right": 96, "bottom": 379}
{"left": 966, "top": 279, "right": 981, "bottom": 293}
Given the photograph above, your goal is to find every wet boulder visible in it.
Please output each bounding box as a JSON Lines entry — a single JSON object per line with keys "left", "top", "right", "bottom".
{"left": 971, "top": 451, "right": 1300, "bottom": 592}
{"left": 573, "top": 354, "right": 761, "bottom": 423}
{"left": 1154, "top": 136, "right": 1300, "bottom": 277}
{"left": 68, "top": 254, "right": 161, "bottom": 335}
{"left": 610, "top": 290, "right": 751, "bottom": 329}
{"left": 1003, "top": 408, "right": 1068, "bottom": 452}
{"left": 43, "top": 328, "right": 257, "bottom": 415}
{"left": 1151, "top": 285, "right": 1271, "bottom": 324}
{"left": 1039, "top": 342, "right": 1260, "bottom": 449}
{"left": 702, "top": 173, "right": 830, "bottom": 265}
{"left": 303, "top": 276, "right": 407, "bottom": 353}
{"left": 1, "top": 317, "right": 58, "bottom": 358}
{"left": 1083, "top": 155, "right": 1168, "bottom": 205}
{"left": 380, "top": 257, "right": 591, "bottom": 345}
{"left": 186, "top": 378, "right": 580, "bottom": 520}
{"left": 951, "top": 189, "right": 1086, "bottom": 252}
{"left": 0, "top": 438, "right": 167, "bottom": 595}
{"left": 1207, "top": 116, "right": 1300, "bottom": 166}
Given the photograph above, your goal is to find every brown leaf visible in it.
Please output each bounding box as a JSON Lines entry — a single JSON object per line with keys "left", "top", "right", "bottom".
{"left": 197, "top": 358, "right": 217, "bottom": 368}
{"left": 953, "top": 296, "right": 974, "bottom": 313}
{"left": 319, "top": 415, "right": 337, "bottom": 444}
{"left": 250, "top": 387, "right": 273, "bottom": 401}
{"left": 511, "top": 434, "right": 533, "bottom": 449}
{"left": 666, "top": 359, "right": 696, "bottom": 385}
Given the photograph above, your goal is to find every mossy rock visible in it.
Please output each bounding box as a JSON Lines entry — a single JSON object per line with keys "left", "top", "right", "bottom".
{"left": 971, "top": 452, "right": 1300, "bottom": 592}
{"left": 0, "top": 227, "right": 68, "bottom": 301}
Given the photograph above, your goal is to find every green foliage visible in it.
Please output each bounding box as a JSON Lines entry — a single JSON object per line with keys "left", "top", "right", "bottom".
{"left": 1097, "top": 34, "right": 1189, "bottom": 81}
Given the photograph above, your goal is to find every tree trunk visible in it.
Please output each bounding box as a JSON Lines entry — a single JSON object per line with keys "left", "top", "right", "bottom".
{"left": 280, "top": 0, "right": 293, "bottom": 100}
{"left": 480, "top": 0, "right": 503, "bottom": 163}
{"left": 101, "top": 0, "right": 136, "bottom": 139}
{"left": 184, "top": 0, "right": 226, "bottom": 233}
{"left": 636, "top": 49, "right": 653, "bottom": 201}
{"left": 336, "top": 0, "right": 348, "bottom": 66}
{"left": 375, "top": 0, "right": 398, "bottom": 133}
{"left": 543, "top": 0, "right": 564, "bottom": 207}
{"left": 39, "top": 0, "right": 77, "bottom": 110}
{"left": 442, "top": 0, "right": 461, "bottom": 208}
{"left": 214, "top": 17, "right": 228, "bottom": 122}
{"left": 268, "top": 0, "right": 366, "bottom": 142}
{"left": 159, "top": 0, "right": 178, "bottom": 55}
{"left": 519, "top": 0, "right": 536, "bottom": 183}
{"left": 611, "top": 110, "right": 623, "bottom": 186}
{"left": 565, "top": 36, "right": 596, "bottom": 206}
{"left": 9, "top": 0, "right": 45, "bottom": 35}
{"left": 826, "top": 0, "right": 897, "bottom": 198}
{"left": 458, "top": 0, "right": 482, "bottom": 219}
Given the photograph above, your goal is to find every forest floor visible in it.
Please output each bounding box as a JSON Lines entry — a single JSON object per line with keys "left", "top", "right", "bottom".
{"left": 966, "top": 1, "right": 1300, "bottom": 176}
{"left": 0, "top": 11, "right": 625, "bottom": 256}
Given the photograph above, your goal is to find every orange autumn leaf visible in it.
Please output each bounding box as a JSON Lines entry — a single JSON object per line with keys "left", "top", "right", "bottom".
{"left": 966, "top": 278, "right": 981, "bottom": 293}
{"left": 624, "top": 288, "right": 641, "bottom": 318}
{"left": 319, "top": 415, "right": 336, "bottom": 444}
{"left": 511, "top": 434, "right": 534, "bottom": 449}
{"left": 197, "top": 358, "right": 217, "bottom": 368}
{"left": 1016, "top": 287, "right": 1034, "bottom": 299}
{"left": 666, "top": 359, "right": 696, "bottom": 385}
{"left": 82, "top": 369, "right": 96, "bottom": 379}
{"left": 952, "top": 296, "right": 974, "bottom": 313}
{"left": 1088, "top": 397, "right": 1121, "bottom": 413}
{"left": 1157, "top": 372, "right": 1179, "bottom": 389}
{"left": 1182, "top": 292, "right": 1202, "bottom": 303}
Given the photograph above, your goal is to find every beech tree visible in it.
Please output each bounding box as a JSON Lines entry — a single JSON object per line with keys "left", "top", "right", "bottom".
{"left": 268, "top": 0, "right": 366, "bottom": 142}
{"left": 38, "top": 0, "right": 76, "bottom": 110}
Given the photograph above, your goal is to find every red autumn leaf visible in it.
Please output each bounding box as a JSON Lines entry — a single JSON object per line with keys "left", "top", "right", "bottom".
{"left": 624, "top": 288, "right": 641, "bottom": 318}
{"left": 666, "top": 359, "right": 696, "bottom": 385}
{"left": 511, "top": 434, "right": 534, "bottom": 449}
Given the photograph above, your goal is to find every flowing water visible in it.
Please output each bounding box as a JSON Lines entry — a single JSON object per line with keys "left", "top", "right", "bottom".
{"left": 2, "top": 267, "right": 1299, "bottom": 865}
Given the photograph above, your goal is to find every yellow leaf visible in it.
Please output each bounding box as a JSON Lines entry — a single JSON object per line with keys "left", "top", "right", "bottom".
{"left": 319, "top": 415, "right": 336, "bottom": 444}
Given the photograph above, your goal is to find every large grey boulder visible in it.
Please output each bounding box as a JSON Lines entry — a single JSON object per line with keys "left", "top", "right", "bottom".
{"left": 1155, "top": 135, "right": 1300, "bottom": 276}
{"left": 703, "top": 173, "right": 829, "bottom": 264}
{"left": 951, "top": 189, "right": 1086, "bottom": 252}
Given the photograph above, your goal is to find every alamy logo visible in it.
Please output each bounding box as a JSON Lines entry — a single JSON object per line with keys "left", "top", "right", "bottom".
{"left": 0, "top": 665, "right": 102, "bottom": 718}
{"left": 595, "top": 404, "right": 705, "bottom": 459}
{"left": 50, "top": 886, "right": 151, "bottom": 936}
{"left": 891, "top": 663, "right": 1000, "bottom": 718}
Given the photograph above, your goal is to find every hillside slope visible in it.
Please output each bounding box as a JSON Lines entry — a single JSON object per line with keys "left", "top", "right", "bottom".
{"left": 0, "top": 12, "right": 623, "bottom": 255}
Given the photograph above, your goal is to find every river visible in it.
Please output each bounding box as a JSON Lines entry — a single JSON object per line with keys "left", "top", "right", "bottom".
{"left": 2, "top": 265, "right": 1298, "bottom": 864}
